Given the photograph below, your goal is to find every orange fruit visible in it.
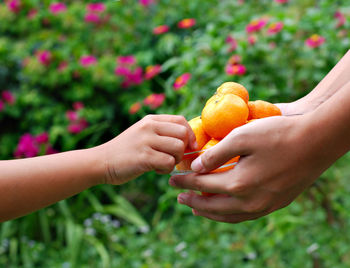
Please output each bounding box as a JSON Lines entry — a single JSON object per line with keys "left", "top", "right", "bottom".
{"left": 176, "top": 116, "right": 210, "bottom": 171}
{"left": 248, "top": 100, "right": 282, "bottom": 120}
{"left": 216, "top": 82, "right": 249, "bottom": 103}
{"left": 202, "top": 94, "right": 249, "bottom": 139}
{"left": 200, "top": 139, "right": 240, "bottom": 196}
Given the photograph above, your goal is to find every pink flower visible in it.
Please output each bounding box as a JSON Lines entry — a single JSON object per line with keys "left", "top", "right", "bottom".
{"left": 173, "top": 73, "right": 191, "bottom": 90}
{"left": 153, "top": 25, "right": 170, "bottom": 35}
{"left": 7, "top": 0, "right": 21, "bottom": 13}
{"left": 139, "top": 0, "right": 154, "bottom": 7}
{"left": 87, "top": 3, "right": 106, "bottom": 13}
{"left": 115, "top": 66, "right": 131, "bottom": 76}
{"left": 66, "top": 110, "right": 78, "bottom": 121}
{"left": 335, "top": 11, "right": 346, "bottom": 28}
{"left": 228, "top": 55, "right": 242, "bottom": 65}
{"left": 49, "top": 2, "right": 67, "bottom": 15}
{"left": 46, "top": 146, "right": 59, "bottom": 155}
{"left": 58, "top": 61, "right": 68, "bottom": 72}
{"left": 0, "top": 100, "right": 4, "bottom": 112}
{"left": 126, "top": 67, "right": 143, "bottom": 86}
{"left": 36, "top": 132, "right": 49, "bottom": 145}
{"left": 68, "top": 119, "right": 88, "bottom": 134}
{"left": 80, "top": 55, "right": 97, "bottom": 67}
{"left": 27, "top": 9, "right": 38, "bottom": 19}
{"left": 225, "top": 64, "right": 246, "bottom": 76}
{"left": 2, "top": 91, "right": 15, "bottom": 104}
{"left": 117, "top": 56, "right": 136, "bottom": 66}
{"left": 73, "top": 102, "right": 84, "bottom": 110}
{"left": 144, "top": 93, "right": 165, "bottom": 109}
{"left": 36, "top": 50, "right": 52, "bottom": 66}
{"left": 226, "top": 35, "right": 238, "bottom": 52}
{"left": 275, "top": 0, "right": 288, "bottom": 3}
{"left": 145, "top": 65, "right": 162, "bottom": 80}
{"left": 305, "top": 34, "right": 326, "bottom": 48}
{"left": 246, "top": 19, "right": 267, "bottom": 33}
{"left": 267, "top": 22, "right": 284, "bottom": 35}
{"left": 129, "top": 102, "right": 142, "bottom": 114}
{"left": 178, "top": 18, "right": 196, "bottom": 29}
{"left": 248, "top": 35, "right": 257, "bottom": 45}
{"left": 14, "top": 134, "right": 39, "bottom": 158}
{"left": 85, "top": 13, "right": 100, "bottom": 24}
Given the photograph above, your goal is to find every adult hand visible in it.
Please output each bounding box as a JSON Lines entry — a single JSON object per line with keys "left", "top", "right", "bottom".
{"left": 169, "top": 114, "right": 340, "bottom": 223}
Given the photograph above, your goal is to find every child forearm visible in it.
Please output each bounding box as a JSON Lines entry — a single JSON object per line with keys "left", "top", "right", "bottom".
{"left": 0, "top": 147, "right": 104, "bottom": 222}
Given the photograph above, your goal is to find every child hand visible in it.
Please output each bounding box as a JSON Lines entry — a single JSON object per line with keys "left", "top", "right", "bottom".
{"left": 98, "top": 115, "right": 197, "bottom": 185}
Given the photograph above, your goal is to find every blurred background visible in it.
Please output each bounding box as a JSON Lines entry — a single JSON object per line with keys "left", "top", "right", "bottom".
{"left": 1, "top": 0, "right": 350, "bottom": 267}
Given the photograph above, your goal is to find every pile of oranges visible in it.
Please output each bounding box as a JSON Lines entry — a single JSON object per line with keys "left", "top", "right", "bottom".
{"left": 177, "top": 81, "right": 282, "bottom": 174}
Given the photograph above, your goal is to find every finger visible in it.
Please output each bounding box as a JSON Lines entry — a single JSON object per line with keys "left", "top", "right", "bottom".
{"left": 148, "top": 151, "right": 176, "bottom": 174}
{"left": 170, "top": 170, "right": 250, "bottom": 196}
{"left": 154, "top": 122, "right": 190, "bottom": 150}
{"left": 176, "top": 192, "right": 249, "bottom": 214}
{"left": 190, "top": 128, "right": 252, "bottom": 173}
{"left": 149, "top": 114, "right": 197, "bottom": 150}
{"left": 192, "top": 209, "right": 268, "bottom": 224}
{"left": 151, "top": 136, "right": 185, "bottom": 164}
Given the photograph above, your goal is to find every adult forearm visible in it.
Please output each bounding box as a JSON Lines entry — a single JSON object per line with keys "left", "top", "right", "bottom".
{"left": 0, "top": 147, "right": 104, "bottom": 222}
{"left": 295, "top": 49, "right": 350, "bottom": 113}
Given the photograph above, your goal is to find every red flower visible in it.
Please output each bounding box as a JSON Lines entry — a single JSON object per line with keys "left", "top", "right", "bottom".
{"left": 153, "top": 25, "right": 170, "bottom": 35}
{"left": 144, "top": 93, "right": 165, "bottom": 109}
{"left": 178, "top": 18, "right": 196, "bottom": 29}
{"left": 267, "top": 22, "right": 284, "bottom": 35}
{"left": 335, "top": 11, "right": 346, "bottom": 28}
{"left": 145, "top": 65, "right": 162, "bottom": 80}
{"left": 49, "top": 2, "right": 67, "bottom": 15}
{"left": 129, "top": 102, "right": 142, "bottom": 114}
{"left": 225, "top": 64, "right": 246, "bottom": 76}
{"left": 173, "top": 73, "right": 191, "bottom": 90}
{"left": 305, "top": 34, "right": 325, "bottom": 48}
{"left": 36, "top": 50, "right": 52, "bottom": 66}
{"left": 80, "top": 55, "right": 97, "bottom": 67}
{"left": 246, "top": 19, "right": 267, "bottom": 33}
{"left": 2, "top": 91, "right": 15, "bottom": 104}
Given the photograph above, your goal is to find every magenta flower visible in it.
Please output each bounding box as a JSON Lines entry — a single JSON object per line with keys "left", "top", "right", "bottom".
{"left": 14, "top": 134, "right": 39, "bottom": 158}
{"left": 68, "top": 119, "right": 88, "bottom": 134}
{"left": 46, "top": 146, "right": 59, "bottom": 155}
{"left": 246, "top": 19, "right": 267, "bottom": 33}
{"left": 305, "top": 34, "right": 325, "bottom": 48}
{"left": 226, "top": 35, "right": 238, "bottom": 52}
{"left": 0, "top": 100, "right": 4, "bottom": 112}
{"left": 85, "top": 13, "right": 100, "bottom": 24}
{"left": 335, "top": 11, "right": 346, "bottom": 28}
{"left": 115, "top": 66, "right": 131, "bottom": 76}
{"left": 275, "top": 0, "right": 288, "bottom": 3}
{"left": 7, "top": 0, "right": 21, "bottom": 13}
{"left": 178, "top": 18, "right": 196, "bottom": 29}
{"left": 267, "top": 22, "right": 284, "bottom": 35}
{"left": 87, "top": 3, "right": 106, "bottom": 13}
{"left": 36, "top": 132, "right": 49, "bottom": 145}
{"left": 129, "top": 102, "right": 142, "bottom": 114}
{"left": 36, "top": 50, "right": 52, "bottom": 66}
{"left": 117, "top": 56, "right": 136, "bottom": 66}
{"left": 145, "top": 65, "right": 162, "bottom": 80}
{"left": 66, "top": 110, "right": 78, "bottom": 121}
{"left": 73, "top": 102, "right": 84, "bottom": 110}
{"left": 173, "top": 73, "right": 191, "bottom": 90}
{"left": 49, "top": 2, "right": 67, "bottom": 15}
{"left": 80, "top": 55, "right": 97, "bottom": 67}
{"left": 139, "top": 0, "right": 154, "bottom": 7}
{"left": 225, "top": 64, "right": 246, "bottom": 76}
{"left": 2, "top": 91, "right": 15, "bottom": 104}
{"left": 58, "top": 61, "right": 68, "bottom": 72}
{"left": 126, "top": 67, "right": 144, "bottom": 86}
{"left": 27, "top": 9, "right": 38, "bottom": 19}
{"left": 153, "top": 25, "right": 170, "bottom": 35}
{"left": 144, "top": 93, "right": 165, "bottom": 109}
{"left": 228, "top": 55, "right": 242, "bottom": 65}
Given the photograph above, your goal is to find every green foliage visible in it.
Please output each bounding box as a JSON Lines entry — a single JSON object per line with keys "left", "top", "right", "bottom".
{"left": 1, "top": 0, "right": 350, "bottom": 267}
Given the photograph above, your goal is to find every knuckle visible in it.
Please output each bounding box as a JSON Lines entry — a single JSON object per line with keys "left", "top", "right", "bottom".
{"left": 164, "top": 155, "right": 176, "bottom": 169}
{"left": 174, "top": 139, "right": 185, "bottom": 152}
{"left": 193, "top": 177, "right": 205, "bottom": 192}
{"left": 175, "top": 115, "right": 187, "bottom": 124}
{"left": 177, "top": 126, "right": 188, "bottom": 139}
{"left": 201, "top": 149, "right": 215, "bottom": 167}
{"left": 226, "top": 180, "right": 248, "bottom": 195}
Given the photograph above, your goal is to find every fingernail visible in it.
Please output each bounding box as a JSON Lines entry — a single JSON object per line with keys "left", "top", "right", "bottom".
{"left": 191, "top": 157, "right": 204, "bottom": 173}
{"left": 169, "top": 177, "right": 176, "bottom": 187}
{"left": 178, "top": 193, "right": 188, "bottom": 204}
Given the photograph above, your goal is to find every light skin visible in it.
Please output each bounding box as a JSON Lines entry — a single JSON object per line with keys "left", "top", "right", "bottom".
{"left": 169, "top": 49, "right": 350, "bottom": 223}
{"left": 0, "top": 114, "right": 197, "bottom": 222}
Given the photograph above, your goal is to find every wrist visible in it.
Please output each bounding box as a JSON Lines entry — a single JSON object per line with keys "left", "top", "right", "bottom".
{"left": 85, "top": 146, "right": 108, "bottom": 186}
